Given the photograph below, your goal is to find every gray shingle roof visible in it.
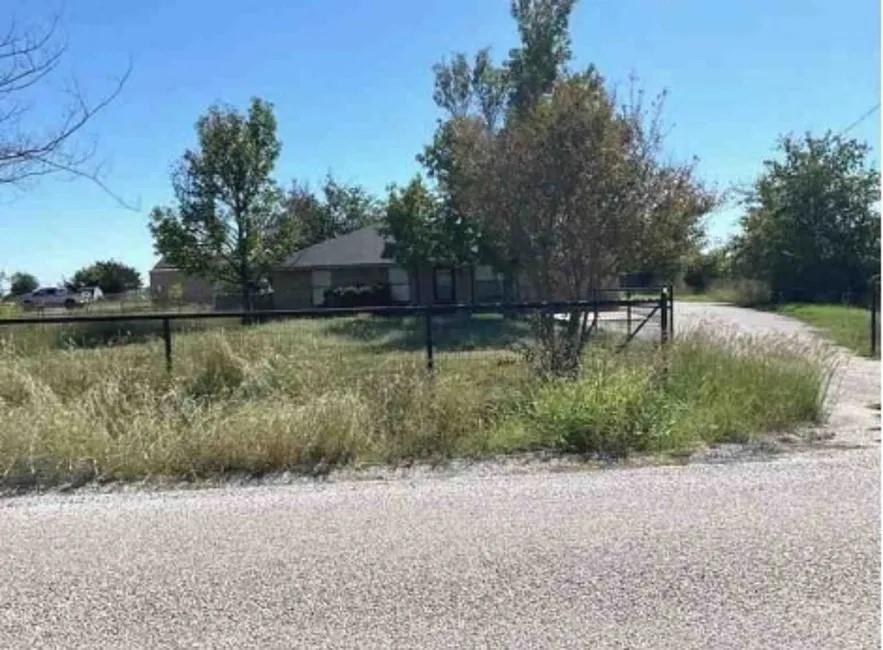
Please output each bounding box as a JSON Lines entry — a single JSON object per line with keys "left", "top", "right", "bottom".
{"left": 280, "top": 226, "right": 394, "bottom": 269}
{"left": 152, "top": 226, "right": 394, "bottom": 272}
{"left": 151, "top": 258, "right": 177, "bottom": 271}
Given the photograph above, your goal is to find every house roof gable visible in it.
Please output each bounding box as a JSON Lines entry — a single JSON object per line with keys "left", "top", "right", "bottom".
{"left": 152, "top": 226, "right": 396, "bottom": 273}
{"left": 280, "top": 225, "right": 394, "bottom": 270}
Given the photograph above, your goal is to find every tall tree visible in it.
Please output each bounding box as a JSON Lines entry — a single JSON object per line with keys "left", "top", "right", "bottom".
{"left": 456, "top": 74, "right": 712, "bottom": 297}
{"left": 419, "top": 0, "right": 578, "bottom": 271}
{"left": 71, "top": 260, "right": 142, "bottom": 294}
{"left": 506, "top": 0, "right": 576, "bottom": 112}
{"left": 150, "top": 98, "right": 294, "bottom": 310}
{"left": 731, "top": 132, "right": 880, "bottom": 301}
{"left": 418, "top": 1, "right": 714, "bottom": 373}
{"left": 9, "top": 272, "right": 38, "bottom": 296}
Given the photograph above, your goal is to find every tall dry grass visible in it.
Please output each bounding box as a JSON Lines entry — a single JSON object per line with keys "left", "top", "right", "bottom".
{"left": 0, "top": 317, "right": 832, "bottom": 489}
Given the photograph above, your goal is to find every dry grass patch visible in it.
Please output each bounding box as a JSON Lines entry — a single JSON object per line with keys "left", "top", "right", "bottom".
{"left": 0, "top": 317, "right": 831, "bottom": 489}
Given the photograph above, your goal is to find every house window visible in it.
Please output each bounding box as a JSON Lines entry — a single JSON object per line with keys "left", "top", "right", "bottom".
{"left": 434, "top": 267, "right": 455, "bottom": 303}
{"left": 311, "top": 269, "right": 332, "bottom": 306}
{"left": 474, "top": 265, "right": 504, "bottom": 302}
{"left": 388, "top": 266, "right": 411, "bottom": 303}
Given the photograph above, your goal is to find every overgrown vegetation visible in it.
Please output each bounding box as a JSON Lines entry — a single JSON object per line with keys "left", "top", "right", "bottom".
{"left": 678, "top": 279, "right": 772, "bottom": 306}
{"left": 775, "top": 303, "right": 878, "bottom": 357}
{"left": 0, "top": 318, "right": 830, "bottom": 490}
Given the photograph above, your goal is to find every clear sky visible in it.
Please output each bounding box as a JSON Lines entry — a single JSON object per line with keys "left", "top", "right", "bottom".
{"left": 1, "top": 0, "right": 879, "bottom": 286}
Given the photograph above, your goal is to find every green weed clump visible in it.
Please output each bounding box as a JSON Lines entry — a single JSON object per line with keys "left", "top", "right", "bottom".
{"left": 518, "top": 332, "right": 829, "bottom": 457}
{"left": 0, "top": 317, "right": 831, "bottom": 489}
{"left": 775, "top": 303, "right": 877, "bottom": 357}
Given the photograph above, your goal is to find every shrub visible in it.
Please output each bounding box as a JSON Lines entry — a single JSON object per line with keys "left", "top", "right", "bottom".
{"left": 527, "top": 369, "right": 668, "bottom": 456}
{"left": 703, "top": 278, "right": 772, "bottom": 306}
{"left": 520, "top": 331, "right": 829, "bottom": 456}
{"left": 324, "top": 283, "right": 394, "bottom": 307}
{"left": 683, "top": 248, "right": 729, "bottom": 293}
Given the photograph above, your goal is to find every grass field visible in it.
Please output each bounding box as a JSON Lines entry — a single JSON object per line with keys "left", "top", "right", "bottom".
{"left": 0, "top": 315, "right": 832, "bottom": 490}
{"left": 775, "top": 303, "right": 878, "bottom": 357}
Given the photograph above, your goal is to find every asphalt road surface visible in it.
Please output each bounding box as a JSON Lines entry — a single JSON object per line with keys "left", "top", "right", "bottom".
{"left": 0, "top": 303, "right": 879, "bottom": 649}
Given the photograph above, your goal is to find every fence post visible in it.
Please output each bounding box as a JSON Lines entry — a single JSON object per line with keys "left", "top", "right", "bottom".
{"left": 592, "top": 287, "right": 599, "bottom": 326}
{"left": 668, "top": 283, "right": 675, "bottom": 340}
{"left": 871, "top": 283, "right": 878, "bottom": 358}
{"left": 162, "top": 318, "right": 172, "bottom": 373}
{"left": 626, "top": 290, "right": 632, "bottom": 337}
{"left": 424, "top": 306, "right": 434, "bottom": 372}
{"left": 660, "top": 287, "right": 669, "bottom": 346}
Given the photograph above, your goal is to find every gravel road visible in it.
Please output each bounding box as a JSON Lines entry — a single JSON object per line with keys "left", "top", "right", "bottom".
{"left": 0, "top": 303, "right": 878, "bottom": 649}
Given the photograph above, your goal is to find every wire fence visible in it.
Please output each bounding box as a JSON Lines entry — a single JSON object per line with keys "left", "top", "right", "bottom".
{"left": 0, "top": 288, "right": 674, "bottom": 374}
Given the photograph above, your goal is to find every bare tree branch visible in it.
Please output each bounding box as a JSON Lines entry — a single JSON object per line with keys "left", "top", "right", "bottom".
{"left": 0, "top": 16, "right": 135, "bottom": 210}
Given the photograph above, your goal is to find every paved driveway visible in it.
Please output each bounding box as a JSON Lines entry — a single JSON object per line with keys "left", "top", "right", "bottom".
{"left": 0, "top": 303, "right": 878, "bottom": 649}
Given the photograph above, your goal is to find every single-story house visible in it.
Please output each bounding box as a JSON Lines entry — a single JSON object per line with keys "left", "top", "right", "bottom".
{"left": 149, "top": 226, "right": 512, "bottom": 308}
{"left": 271, "top": 225, "right": 510, "bottom": 308}
{"left": 149, "top": 258, "right": 214, "bottom": 305}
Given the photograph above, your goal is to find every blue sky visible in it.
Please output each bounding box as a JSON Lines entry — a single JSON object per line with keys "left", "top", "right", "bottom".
{"left": 1, "top": 0, "right": 879, "bottom": 286}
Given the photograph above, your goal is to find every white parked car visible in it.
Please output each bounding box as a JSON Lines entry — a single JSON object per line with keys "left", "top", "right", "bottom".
{"left": 20, "top": 287, "right": 90, "bottom": 309}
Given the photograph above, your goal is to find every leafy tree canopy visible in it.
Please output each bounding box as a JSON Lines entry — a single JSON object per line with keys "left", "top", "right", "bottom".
{"left": 731, "top": 132, "right": 880, "bottom": 301}
{"left": 150, "top": 98, "right": 295, "bottom": 308}
{"left": 416, "top": 0, "right": 715, "bottom": 373}
{"left": 380, "top": 176, "right": 489, "bottom": 271}
{"left": 70, "top": 260, "right": 142, "bottom": 294}
{"left": 285, "top": 175, "right": 383, "bottom": 248}
{"left": 9, "top": 272, "right": 38, "bottom": 296}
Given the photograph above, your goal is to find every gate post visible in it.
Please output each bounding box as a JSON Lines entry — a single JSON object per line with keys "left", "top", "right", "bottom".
{"left": 162, "top": 318, "right": 173, "bottom": 373}
{"left": 668, "top": 284, "right": 674, "bottom": 340}
{"left": 424, "top": 306, "right": 434, "bottom": 372}
{"left": 660, "top": 287, "right": 669, "bottom": 346}
{"left": 593, "top": 287, "right": 599, "bottom": 332}
{"left": 871, "top": 278, "right": 879, "bottom": 358}
{"left": 626, "top": 290, "right": 632, "bottom": 337}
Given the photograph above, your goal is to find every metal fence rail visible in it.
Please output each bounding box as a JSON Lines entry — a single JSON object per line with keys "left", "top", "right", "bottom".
{"left": 0, "top": 287, "right": 674, "bottom": 372}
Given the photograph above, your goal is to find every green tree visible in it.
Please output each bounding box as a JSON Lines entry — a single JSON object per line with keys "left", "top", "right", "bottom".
{"left": 9, "top": 272, "right": 38, "bottom": 296}
{"left": 380, "top": 177, "right": 489, "bottom": 288}
{"left": 682, "top": 247, "right": 730, "bottom": 293}
{"left": 731, "top": 132, "right": 880, "bottom": 302}
{"left": 381, "top": 178, "right": 438, "bottom": 304}
{"left": 284, "top": 175, "right": 382, "bottom": 248}
{"left": 456, "top": 73, "right": 713, "bottom": 297}
{"left": 418, "top": 1, "right": 714, "bottom": 373}
{"left": 322, "top": 176, "right": 383, "bottom": 235}
{"left": 506, "top": 0, "right": 576, "bottom": 112}
{"left": 150, "top": 98, "right": 295, "bottom": 310}
{"left": 71, "top": 260, "right": 142, "bottom": 294}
